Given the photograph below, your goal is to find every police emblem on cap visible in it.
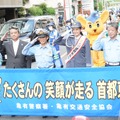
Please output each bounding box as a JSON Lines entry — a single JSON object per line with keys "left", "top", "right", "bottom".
{"left": 36, "top": 29, "right": 49, "bottom": 38}
{"left": 38, "top": 30, "right": 44, "bottom": 35}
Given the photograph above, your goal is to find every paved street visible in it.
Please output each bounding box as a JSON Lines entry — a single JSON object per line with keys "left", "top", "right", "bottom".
{"left": 0, "top": 116, "right": 119, "bottom": 120}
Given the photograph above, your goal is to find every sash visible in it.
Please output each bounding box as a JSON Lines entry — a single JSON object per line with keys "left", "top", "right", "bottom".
{"left": 65, "top": 36, "right": 86, "bottom": 64}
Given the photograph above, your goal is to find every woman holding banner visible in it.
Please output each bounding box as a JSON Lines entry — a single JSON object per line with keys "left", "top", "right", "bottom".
{"left": 54, "top": 21, "right": 91, "bottom": 68}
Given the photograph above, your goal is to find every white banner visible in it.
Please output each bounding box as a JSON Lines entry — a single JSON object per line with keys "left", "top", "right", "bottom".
{"left": 81, "top": 0, "right": 94, "bottom": 12}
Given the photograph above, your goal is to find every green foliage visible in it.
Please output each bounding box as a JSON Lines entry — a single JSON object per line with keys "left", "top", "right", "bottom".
{"left": 98, "top": 2, "right": 103, "bottom": 11}
{"left": 46, "top": 7, "right": 55, "bottom": 15}
{"left": 28, "top": 6, "right": 43, "bottom": 16}
{"left": 38, "top": 3, "right": 47, "bottom": 15}
{"left": 94, "top": 0, "right": 98, "bottom": 10}
{"left": 77, "top": 4, "right": 82, "bottom": 12}
{"left": 27, "top": 3, "right": 55, "bottom": 16}
{"left": 18, "top": 7, "right": 25, "bottom": 17}
{"left": 23, "top": 0, "right": 29, "bottom": 5}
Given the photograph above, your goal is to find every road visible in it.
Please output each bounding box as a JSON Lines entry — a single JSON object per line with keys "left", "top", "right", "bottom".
{"left": 0, "top": 115, "right": 118, "bottom": 120}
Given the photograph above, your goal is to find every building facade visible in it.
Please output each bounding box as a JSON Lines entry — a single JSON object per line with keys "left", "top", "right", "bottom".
{"left": 24, "top": 0, "right": 94, "bottom": 21}
{"left": 0, "top": 0, "right": 23, "bottom": 23}
{"left": 0, "top": 0, "right": 95, "bottom": 24}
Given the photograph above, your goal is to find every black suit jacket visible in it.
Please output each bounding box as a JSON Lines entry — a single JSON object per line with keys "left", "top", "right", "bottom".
{"left": 0, "top": 39, "right": 32, "bottom": 68}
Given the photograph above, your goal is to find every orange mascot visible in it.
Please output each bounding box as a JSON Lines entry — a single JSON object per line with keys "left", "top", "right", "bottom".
{"left": 77, "top": 10, "right": 109, "bottom": 67}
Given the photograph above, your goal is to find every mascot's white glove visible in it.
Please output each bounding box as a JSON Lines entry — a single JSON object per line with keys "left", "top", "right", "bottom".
{"left": 61, "top": 29, "right": 72, "bottom": 37}
{"left": 30, "top": 37, "right": 38, "bottom": 45}
{"left": 97, "top": 30, "right": 108, "bottom": 40}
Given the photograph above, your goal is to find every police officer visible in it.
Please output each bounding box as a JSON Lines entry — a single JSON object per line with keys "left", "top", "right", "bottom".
{"left": 47, "top": 22, "right": 63, "bottom": 67}
{"left": 22, "top": 28, "right": 61, "bottom": 68}
{"left": 65, "top": 19, "right": 72, "bottom": 34}
{"left": 54, "top": 21, "right": 91, "bottom": 68}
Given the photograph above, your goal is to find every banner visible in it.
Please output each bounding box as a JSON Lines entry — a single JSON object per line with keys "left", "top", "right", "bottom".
{"left": 0, "top": 67, "right": 120, "bottom": 116}
{"left": 81, "top": 0, "right": 94, "bottom": 12}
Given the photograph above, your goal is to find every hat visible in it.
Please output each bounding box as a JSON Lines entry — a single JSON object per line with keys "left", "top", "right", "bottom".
{"left": 36, "top": 29, "right": 49, "bottom": 38}
{"left": 47, "top": 22, "right": 55, "bottom": 26}
{"left": 66, "top": 19, "right": 71, "bottom": 23}
{"left": 87, "top": 11, "right": 99, "bottom": 23}
{"left": 71, "top": 21, "right": 82, "bottom": 28}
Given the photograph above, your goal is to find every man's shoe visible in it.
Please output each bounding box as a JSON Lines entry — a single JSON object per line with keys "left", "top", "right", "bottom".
{"left": 53, "top": 116, "right": 58, "bottom": 118}
{"left": 11, "top": 115, "right": 16, "bottom": 117}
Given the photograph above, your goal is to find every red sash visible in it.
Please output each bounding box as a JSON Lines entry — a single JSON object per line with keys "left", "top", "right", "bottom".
{"left": 65, "top": 36, "right": 86, "bottom": 64}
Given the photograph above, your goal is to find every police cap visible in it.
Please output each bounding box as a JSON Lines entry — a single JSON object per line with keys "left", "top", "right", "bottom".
{"left": 71, "top": 21, "right": 82, "bottom": 28}
{"left": 36, "top": 29, "right": 49, "bottom": 38}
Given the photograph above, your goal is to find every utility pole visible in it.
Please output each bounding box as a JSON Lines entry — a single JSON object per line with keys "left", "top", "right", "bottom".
{"left": 63, "top": 0, "right": 72, "bottom": 21}
{"left": 63, "top": 0, "right": 66, "bottom": 21}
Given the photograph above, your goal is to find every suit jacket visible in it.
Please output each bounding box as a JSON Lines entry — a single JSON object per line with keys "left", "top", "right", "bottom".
{"left": 0, "top": 39, "right": 32, "bottom": 68}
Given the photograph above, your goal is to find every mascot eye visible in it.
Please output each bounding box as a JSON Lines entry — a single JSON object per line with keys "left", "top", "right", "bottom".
{"left": 97, "top": 23, "right": 100, "bottom": 27}
{"left": 89, "top": 25, "right": 92, "bottom": 28}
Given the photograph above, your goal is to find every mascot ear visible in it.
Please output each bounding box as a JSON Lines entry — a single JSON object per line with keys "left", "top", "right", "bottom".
{"left": 100, "top": 10, "right": 109, "bottom": 24}
{"left": 76, "top": 15, "right": 86, "bottom": 28}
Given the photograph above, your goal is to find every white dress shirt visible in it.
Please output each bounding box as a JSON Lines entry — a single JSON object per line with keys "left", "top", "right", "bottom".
{"left": 92, "top": 35, "right": 120, "bottom": 62}
{"left": 12, "top": 39, "right": 20, "bottom": 55}
{"left": 75, "top": 35, "right": 81, "bottom": 44}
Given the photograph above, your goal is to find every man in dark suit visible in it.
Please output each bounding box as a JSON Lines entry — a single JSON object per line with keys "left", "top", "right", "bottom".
{"left": 0, "top": 26, "right": 32, "bottom": 68}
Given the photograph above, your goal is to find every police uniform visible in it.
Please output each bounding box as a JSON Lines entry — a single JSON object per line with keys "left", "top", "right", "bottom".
{"left": 47, "top": 22, "right": 63, "bottom": 67}
{"left": 65, "top": 19, "right": 72, "bottom": 34}
{"left": 54, "top": 22, "right": 91, "bottom": 68}
{"left": 22, "top": 29, "right": 61, "bottom": 68}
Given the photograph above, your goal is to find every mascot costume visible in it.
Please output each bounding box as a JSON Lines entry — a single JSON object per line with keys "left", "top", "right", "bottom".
{"left": 77, "top": 10, "right": 109, "bottom": 67}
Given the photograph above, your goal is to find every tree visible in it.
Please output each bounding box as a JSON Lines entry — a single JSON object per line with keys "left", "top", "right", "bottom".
{"left": 18, "top": 7, "right": 25, "bottom": 17}
{"left": 23, "top": 0, "right": 29, "bottom": 5}
{"left": 28, "top": 6, "right": 43, "bottom": 16}
{"left": 46, "top": 7, "right": 55, "bottom": 15}
{"left": 94, "top": 0, "right": 98, "bottom": 10}
{"left": 38, "top": 3, "right": 47, "bottom": 15}
{"left": 27, "top": 3, "right": 55, "bottom": 16}
{"left": 17, "top": 2, "right": 55, "bottom": 17}
{"left": 98, "top": 2, "right": 103, "bottom": 11}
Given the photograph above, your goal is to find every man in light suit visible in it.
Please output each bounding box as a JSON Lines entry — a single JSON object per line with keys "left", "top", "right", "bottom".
{"left": 0, "top": 26, "right": 32, "bottom": 68}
